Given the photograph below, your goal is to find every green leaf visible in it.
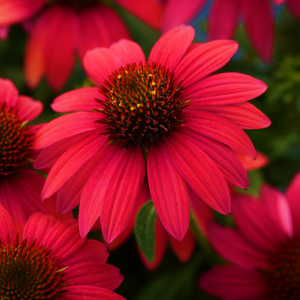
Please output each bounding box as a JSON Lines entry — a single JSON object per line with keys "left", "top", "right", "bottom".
{"left": 134, "top": 200, "right": 157, "bottom": 262}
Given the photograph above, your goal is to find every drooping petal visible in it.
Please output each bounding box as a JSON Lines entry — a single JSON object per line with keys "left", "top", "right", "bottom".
{"left": 207, "top": 0, "right": 239, "bottom": 41}
{"left": 148, "top": 25, "right": 195, "bottom": 73}
{"left": 52, "top": 87, "right": 101, "bottom": 113}
{"left": 241, "top": 0, "right": 274, "bottom": 62}
{"left": 174, "top": 40, "right": 238, "bottom": 88}
{"left": 287, "top": 0, "right": 300, "bottom": 20}
{"left": 165, "top": 131, "right": 231, "bottom": 214}
{"left": 0, "top": 203, "right": 16, "bottom": 245}
{"left": 199, "top": 265, "right": 267, "bottom": 300}
{"left": 0, "top": 78, "right": 18, "bottom": 108}
{"left": 235, "top": 150, "right": 268, "bottom": 171}
{"left": 148, "top": 142, "right": 190, "bottom": 240}
{"left": 182, "top": 72, "right": 267, "bottom": 106}
{"left": 33, "top": 112, "right": 101, "bottom": 149}
{"left": 17, "top": 95, "right": 43, "bottom": 121}
{"left": 182, "top": 110, "right": 257, "bottom": 157}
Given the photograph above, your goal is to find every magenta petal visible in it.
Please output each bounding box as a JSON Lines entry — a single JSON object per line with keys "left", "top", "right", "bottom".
{"left": 148, "top": 143, "right": 190, "bottom": 240}
{"left": 0, "top": 25, "right": 9, "bottom": 39}
{"left": 44, "top": 219, "right": 85, "bottom": 259}
{"left": 199, "top": 265, "right": 267, "bottom": 300}
{"left": 17, "top": 95, "right": 43, "bottom": 121}
{"left": 42, "top": 132, "right": 106, "bottom": 199}
{"left": 287, "top": 0, "right": 300, "bottom": 20}
{"left": 165, "top": 131, "right": 231, "bottom": 214}
{"left": 33, "top": 112, "right": 100, "bottom": 149}
{"left": 208, "top": 222, "right": 269, "bottom": 269}
{"left": 23, "top": 212, "right": 57, "bottom": 247}
{"left": 110, "top": 39, "right": 145, "bottom": 65}
{"left": 191, "top": 102, "right": 271, "bottom": 129}
{"left": 174, "top": 40, "right": 238, "bottom": 88}
{"left": 0, "top": 204, "right": 16, "bottom": 245}
{"left": 183, "top": 110, "right": 257, "bottom": 157}
{"left": 0, "top": 78, "right": 18, "bottom": 108}
{"left": 148, "top": 25, "right": 195, "bottom": 72}
{"left": 182, "top": 72, "right": 267, "bottom": 106}
{"left": 207, "top": 0, "right": 239, "bottom": 40}
{"left": 241, "top": 0, "right": 274, "bottom": 62}
{"left": 84, "top": 47, "right": 123, "bottom": 86}
{"left": 52, "top": 87, "right": 101, "bottom": 113}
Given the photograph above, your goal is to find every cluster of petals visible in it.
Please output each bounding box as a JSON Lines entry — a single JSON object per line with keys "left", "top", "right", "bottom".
{"left": 200, "top": 173, "right": 300, "bottom": 299}
{"left": 0, "top": 204, "right": 124, "bottom": 300}
{"left": 33, "top": 25, "right": 270, "bottom": 245}
{"left": 0, "top": 78, "right": 72, "bottom": 237}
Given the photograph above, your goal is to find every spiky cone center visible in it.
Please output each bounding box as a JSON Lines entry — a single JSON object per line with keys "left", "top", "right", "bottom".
{"left": 0, "top": 238, "right": 67, "bottom": 299}
{"left": 59, "top": 0, "right": 99, "bottom": 10}
{"left": 0, "top": 103, "right": 33, "bottom": 178}
{"left": 267, "top": 239, "right": 300, "bottom": 299}
{"left": 96, "top": 62, "right": 186, "bottom": 149}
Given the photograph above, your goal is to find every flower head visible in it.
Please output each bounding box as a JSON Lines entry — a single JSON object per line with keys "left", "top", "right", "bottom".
{"left": 0, "top": 204, "right": 124, "bottom": 299}
{"left": 34, "top": 25, "right": 270, "bottom": 243}
{"left": 200, "top": 173, "right": 300, "bottom": 299}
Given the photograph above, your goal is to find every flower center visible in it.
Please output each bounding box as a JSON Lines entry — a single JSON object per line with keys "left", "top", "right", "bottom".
{"left": 0, "top": 103, "right": 32, "bottom": 178}
{"left": 59, "top": 0, "right": 99, "bottom": 10}
{"left": 96, "top": 62, "right": 186, "bottom": 149}
{"left": 0, "top": 238, "right": 67, "bottom": 299}
{"left": 267, "top": 239, "right": 300, "bottom": 299}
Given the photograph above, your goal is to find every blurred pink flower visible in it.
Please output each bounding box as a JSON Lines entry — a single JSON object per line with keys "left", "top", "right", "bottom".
{"left": 0, "top": 204, "right": 124, "bottom": 300}
{"left": 0, "top": 78, "right": 72, "bottom": 237}
{"left": 33, "top": 25, "right": 270, "bottom": 244}
{"left": 200, "top": 173, "right": 300, "bottom": 299}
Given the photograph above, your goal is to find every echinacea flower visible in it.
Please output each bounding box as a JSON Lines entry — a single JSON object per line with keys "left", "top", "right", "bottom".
{"left": 0, "top": 78, "right": 72, "bottom": 236}
{"left": 200, "top": 173, "right": 300, "bottom": 300}
{"left": 33, "top": 25, "right": 270, "bottom": 244}
{"left": 0, "top": 204, "right": 124, "bottom": 300}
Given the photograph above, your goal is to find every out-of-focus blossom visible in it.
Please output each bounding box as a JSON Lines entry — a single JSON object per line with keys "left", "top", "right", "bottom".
{"left": 0, "top": 78, "right": 72, "bottom": 237}
{"left": 0, "top": 204, "right": 124, "bottom": 300}
{"left": 33, "top": 25, "right": 270, "bottom": 244}
{"left": 200, "top": 173, "right": 300, "bottom": 299}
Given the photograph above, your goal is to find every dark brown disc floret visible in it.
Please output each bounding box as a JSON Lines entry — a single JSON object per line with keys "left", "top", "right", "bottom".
{"left": 0, "top": 238, "right": 68, "bottom": 299}
{"left": 266, "top": 239, "right": 300, "bottom": 299}
{"left": 0, "top": 103, "right": 33, "bottom": 178}
{"left": 96, "top": 62, "right": 187, "bottom": 149}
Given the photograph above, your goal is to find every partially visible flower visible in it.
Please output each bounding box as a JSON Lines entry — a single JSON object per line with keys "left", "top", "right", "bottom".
{"left": 33, "top": 25, "right": 270, "bottom": 244}
{"left": 0, "top": 78, "right": 72, "bottom": 236}
{"left": 0, "top": 204, "right": 124, "bottom": 300}
{"left": 200, "top": 173, "right": 300, "bottom": 299}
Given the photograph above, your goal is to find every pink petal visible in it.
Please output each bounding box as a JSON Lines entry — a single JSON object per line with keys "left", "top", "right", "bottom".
{"left": 177, "top": 127, "right": 248, "bottom": 188}
{"left": 33, "top": 111, "right": 101, "bottom": 149}
{"left": 174, "top": 40, "right": 238, "bottom": 88}
{"left": 169, "top": 229, "right": 195, "bottom": 263}
{"left": 84, "top": 47, "right": 123, "bottom": 86}
{"left": 60, "top": 286, "right": 125, "bottom": 300}
{"left": 182, "top": 72, "right": 267, "bottom": 106}
{"left": 44, "top": 5, "right": 78, "bottom": 90}
{"left": 199, "top": 265, "right": 267, "bottom": 300}
{"left": 44, "top": 219, "right": 85, "bottom": 259}
{"left": 0, "top": 78, "right": 18, "bottom": 108}
{"left": 207, "top": 0, "right": 239, "bottom": 41}
{"left": 0, "top": 25, "right": 9, "bottom": 39}
{"left": 165, "top": 131, "right": 231, "bottom": 214}
{"left": 64, "top": 262, "right": 123, "bottom": 291}
{"left": 273, "top": 0, "right": 285, "bottom": 4}
{"left": 235, "top": 150, "right": 268, "bottom": 171}
{"left": 241, "top": 0, "right": 274, "bottom": 62}
{"left": 23, "top": 212, "right": 57, "bottom": 247}
{"left": 148, "top": 25, "right": 195, "bottom": 73}
{"left": 0, "top": 204, "right": 16, "bottom": 245}
{"left": 110, "top": 39, "right": 145, "bottom": 65}
{"left": 52, "top": 87, "right": 101, "bottom": 113}
{"left": 182, "top": 110, "right": 257, "bottom": 157}
{"left": 285, "top": 173, "right": 300, "bottom": 238}
{"left": 148, "top": 143, "right": 190, "bottom": 240}
{"left": 208, "top": 222, "right": 269, "bottom": 269}
{"left": 42, "top": 132, "right": 107, "bottom": 200}
{"left": 0, "top": 0, "right": 44, "bottom": 25}
{"left": 162, "top": 0, "right": 206, "bottom": 32}
{"left": 17, "top": 95, "right": 43, "bottom": 121}
{"left": 62, "top": 240, "right": 109, "bottom": 265}
{"left": 115, "top": 0, "right": 163, "bottom": 30}
{"left": 287, "top": 0, "right": 300, "bottom": 20}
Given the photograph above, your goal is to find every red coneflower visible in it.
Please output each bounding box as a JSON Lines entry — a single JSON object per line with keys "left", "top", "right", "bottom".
{"left": 0, "top": 78, "right": 72, "bottom": 237}
{"left": 33, "top": 25, "right": 270, "bottom": 243}
{"left": 0, "top": 204, "right": 124, "bottom": 299}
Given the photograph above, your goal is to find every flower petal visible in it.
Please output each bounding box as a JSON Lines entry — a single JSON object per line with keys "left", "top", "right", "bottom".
{"left": 17, "top": 95, "right": 43, "bottom": 121}
{"left": 0, "top": 78, "right": 18, "bottom": 108}
{"left": 0, "top": 204, "right": 16, "bottom": 245}
{"left": 287, "top": 0, "right": 300, "bottom": 20}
